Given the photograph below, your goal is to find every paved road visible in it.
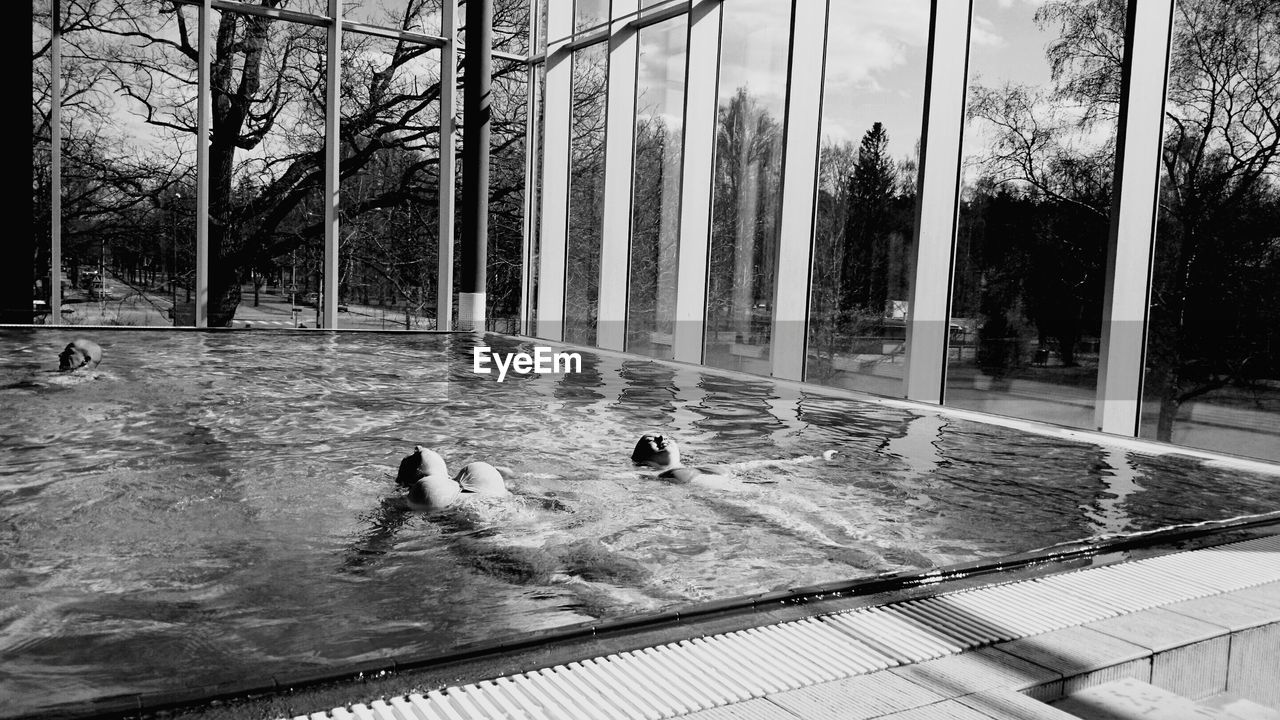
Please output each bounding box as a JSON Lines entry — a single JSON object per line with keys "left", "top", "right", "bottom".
{"left": 231, "top": 289, "right": 436, "bottom": 331}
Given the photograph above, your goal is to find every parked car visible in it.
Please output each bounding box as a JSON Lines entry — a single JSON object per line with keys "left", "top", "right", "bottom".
{"left": 89, "top": 278, "right": 115, "bottom": 300}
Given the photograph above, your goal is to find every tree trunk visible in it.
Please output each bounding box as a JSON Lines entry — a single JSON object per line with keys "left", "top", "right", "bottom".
{"left": 1156, "top": 385, "right": 1179, "bottom": 443}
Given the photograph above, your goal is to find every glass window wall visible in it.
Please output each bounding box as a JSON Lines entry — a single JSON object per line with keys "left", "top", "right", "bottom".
{"left": 32, "top": 0, "right": 54, "bottom": 324}
{"left": 335, "top": 33, "right": 441, "bottom": 330}
{"left": 33, "top": 1, "right": 202, "bottom": 327}
{"left": 703, "top": 0, "right": 792, "bottom": 374}
{"left": 805, "top": 0, "right": 930, "bottom": 396}
{"left": 1140, "top": 0, "right": 1280, "bottom": 462}
{"left": 488, "top": 54, "right": 532, "bottom": 332}
{"left": 225, "top": 11, "right": 330, "bottom": 330}
{"left": 946, "top": 0, "right": 1125, "bottom": 429}
{"left": 626, "top": 15, "right": 687, "bottom": 360}
{"left": 575, "top": 0, "right": 608, "bottom": 32}
{"left": 535, "top": 0, "right": 548, "bottom": 56}
{"left": 563, "top": 42, "right": 608, "bottom": 345}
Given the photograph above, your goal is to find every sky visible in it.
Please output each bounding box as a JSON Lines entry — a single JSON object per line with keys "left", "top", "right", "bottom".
{"left": 45, "top": 0, "right": 1080, "bottom": 187}
{"left": 819, "top": 0, "right": 1060, "bottom": 163}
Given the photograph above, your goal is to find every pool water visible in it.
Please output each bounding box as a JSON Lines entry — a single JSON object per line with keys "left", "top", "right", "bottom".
{"left": 1, "top": 328, "right": 1278, "bottom": 717}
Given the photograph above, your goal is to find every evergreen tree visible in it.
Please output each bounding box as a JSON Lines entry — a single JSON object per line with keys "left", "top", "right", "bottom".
{"left": 841, "top": 122, "right": 896, "bottom": 315}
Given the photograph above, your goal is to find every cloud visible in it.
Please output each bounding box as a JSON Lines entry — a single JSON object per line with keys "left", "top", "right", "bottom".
{"left": 820, "top": 1, "right": 929, "bottom": 86}
{"left": 818, "top": 1, "right": 930, "bottom": 149}
{"left": 969, "top": 14, "right": 1004, "bottom": 47}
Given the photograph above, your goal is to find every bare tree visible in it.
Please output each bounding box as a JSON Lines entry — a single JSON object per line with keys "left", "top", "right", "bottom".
{"left": 969, "top": 0, "right": 1280, "bottom": 441}
{"left": 33, "top": 0, "right": 530, "bottom": 326}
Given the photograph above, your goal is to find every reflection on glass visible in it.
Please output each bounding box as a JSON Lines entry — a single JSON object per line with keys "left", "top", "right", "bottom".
{"left": 703, "top": 0, "right": 791, "bottom": 373}
{"left": 564, "top": 43, "right": 608, "bottom": 345}
{"left": 536, "top": 0, "right": 548, "bottom": 55}
{"left": 805, "top": 0, "right": 929, "bottom": 396}
{"left": 342, "top": 0, "right": 441, "bottom": 37}
{"left": 1140, "top": 0, "right": 1280, "bottom": 462}
{"left": 336, "top": 33, "right": 440, "bottom": 330}
{"left": 488, "top": 57, "right": 531, "bottom": 331}
{"left": 575, "top": 0, "right": 609, "bottom": 32}
{"left": 946, "top": 0, "right": 1123, "bottom": 429}
{"left": 32, "top": 1, "right": 52, "bottom": 324}
{"left": 626, "top": 16, "right": 687, "bottom": 360}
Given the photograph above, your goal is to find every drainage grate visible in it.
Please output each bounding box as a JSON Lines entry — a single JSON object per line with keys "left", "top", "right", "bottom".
{"left": 286, "top": 535, "right": 1280, "bottom": 720}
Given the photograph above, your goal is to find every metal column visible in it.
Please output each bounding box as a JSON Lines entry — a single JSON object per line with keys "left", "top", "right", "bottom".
{"left": 50, "top": 0, "right": 63, "bottom": 324}
{"left": 535, "top": 0, "right": 573, "bottom": 342}
{"left": 320, "top": 0, "right": 342, "bottom": 329}
{"left": 770, "top": 0, "right": 828, "bottom": 381}
{"left": 458, "top": 0, "right": 493, "bottom": 332}
{"left": 671, "top": 0, "right": 722, "bottom": 364}
{"left": 439, "top": 0, "right": 458, "bottom": 331}
{"left": 903, "top": 0, "right": 972, "bottom": 403}
{"left": 597, "top": 1, "right": 639, "bottom": 351}
{"left": 195, "top": 0, "right": 212, "bottom": 327}
{"left": 1094, "top": 0, "right": 1175, "bottom": 435}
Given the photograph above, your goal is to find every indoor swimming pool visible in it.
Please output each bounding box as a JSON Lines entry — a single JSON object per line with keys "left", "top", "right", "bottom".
{"left": 1, "top": 328, "right": 1277, "bottom": 718}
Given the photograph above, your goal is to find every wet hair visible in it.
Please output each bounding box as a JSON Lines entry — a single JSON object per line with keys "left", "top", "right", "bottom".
{"left": 58, "top": 340, "right": 101, "bottom": 371}
{"left": 58, "top": 345, "right": 77, "bottom": 370}
{"left": 396, "top": 452, "right": 423, "bottom": 487}
{"left": 397, "top": 445, "right": 446, "bottom": 486}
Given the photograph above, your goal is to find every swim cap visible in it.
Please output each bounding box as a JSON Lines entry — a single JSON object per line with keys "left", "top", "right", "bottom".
{"left": 408, "top": 474, "right": 462, "bottom": 510}
{"left": 397, "top": 445, "right": 448, "bottom": 486}
{"left": 455, "top": 461, "right": 508, "bottom": 495}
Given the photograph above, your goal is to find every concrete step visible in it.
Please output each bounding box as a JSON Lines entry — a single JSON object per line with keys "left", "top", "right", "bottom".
{"left": 1199, "top": 693, "right": 1280, "bottom": 720}
{"left": 1050, "top": 677, "right": 1239, "bottom": 719}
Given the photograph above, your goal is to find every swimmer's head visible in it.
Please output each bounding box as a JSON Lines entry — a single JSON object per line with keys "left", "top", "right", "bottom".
{"left": 58, "top": 339, "right": 102, "bottom": 372}
{"left": 456, "top": 461, "right": 508, "bottom": 496}
{"left": 397, "top": 445, "right": 448, "bottom": 486}
{"left": 632, "top": 434, "right": 680, "bottom": 468}
{"left": 407, "top": 474, "right": 462, "bottom": 510}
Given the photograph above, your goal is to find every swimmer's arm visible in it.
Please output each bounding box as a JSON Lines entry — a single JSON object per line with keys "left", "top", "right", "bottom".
{"left": 712, "top": 450, "right": 839, "bottom": 472}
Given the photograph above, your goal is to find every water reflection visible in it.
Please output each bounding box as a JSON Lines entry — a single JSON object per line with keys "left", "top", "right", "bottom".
{"left": 882, "top": 412, "right": 947, "bottom": 481}
{"left": 691, "top": 374, "right": 788, "bottom": 448}
{"left": 1084, "top": 448, "right": 1141, "bottom": 537}
{"left": 553, "top": 349, "right": 606, "bottom": 408}
{"left": 612, "top": 360, "right": 680, "bottom": 426}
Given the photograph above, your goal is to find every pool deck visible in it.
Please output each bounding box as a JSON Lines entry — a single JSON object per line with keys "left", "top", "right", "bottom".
{"left": 270, "top": 534, "right": 1280, "bottom": 720}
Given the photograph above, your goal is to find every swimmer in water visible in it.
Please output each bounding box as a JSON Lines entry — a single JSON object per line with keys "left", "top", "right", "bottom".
{"left": 630, "top": 434, "right": 726, "bottom": 484}
{"left": 396, "top": 445, "right": 509, "bottom": 511}
{"left": 630, "top": 434, "right": 841, "bottom": 484}
{"left": 58, "top": 339, "right": 102, "bottom": 372}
